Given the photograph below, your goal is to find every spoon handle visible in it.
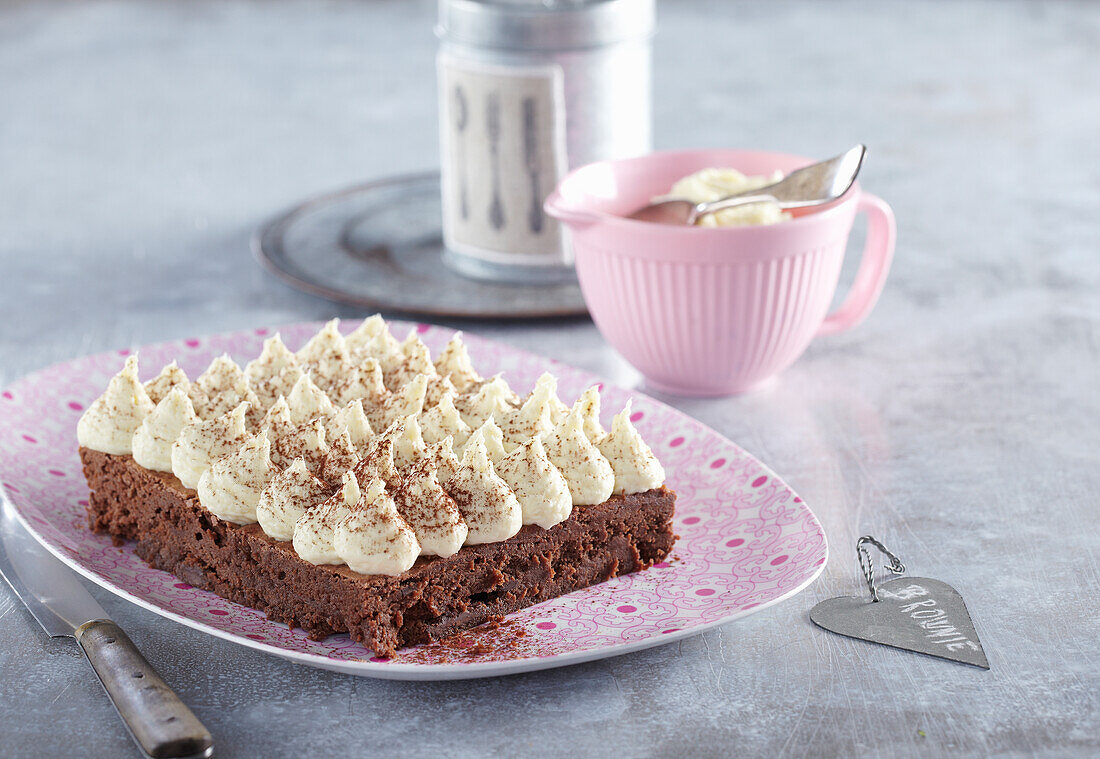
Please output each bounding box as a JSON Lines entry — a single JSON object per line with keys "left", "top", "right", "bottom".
{"left": 690, "top": 194, "right": 778, "bottom": 225}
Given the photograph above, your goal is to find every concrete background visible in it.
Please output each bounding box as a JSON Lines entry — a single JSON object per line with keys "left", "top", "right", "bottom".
{"left": 1, "top": 0, "right": 1097, "bottom": 756}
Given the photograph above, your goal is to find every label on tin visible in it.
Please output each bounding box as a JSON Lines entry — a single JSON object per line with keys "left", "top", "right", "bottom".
{"left": 438, "top": 55, "right": 568, "bottom": 266}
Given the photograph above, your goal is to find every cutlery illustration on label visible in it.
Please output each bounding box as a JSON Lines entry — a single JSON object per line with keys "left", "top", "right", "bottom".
{"left": 523, "top": 97, "right": 544, "bottom": 234}
{"left": 486, "top": 91, "right": 505, "bottom": 231}
{"left": 454, "top": 84, "right": 469, "bottom": 221}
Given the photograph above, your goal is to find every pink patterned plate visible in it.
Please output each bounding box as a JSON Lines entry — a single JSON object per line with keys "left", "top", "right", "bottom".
{"left": 0, "top": 321, "right": 827, "bottom": 680}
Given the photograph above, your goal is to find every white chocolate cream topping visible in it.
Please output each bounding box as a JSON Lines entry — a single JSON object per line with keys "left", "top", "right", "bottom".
{"left": 572, "top": 385, "right": 607, "bottom": 443}
{"left": 599, "top": 401, "right": 666, "bottom": 495}
{"left": 296, "top": 318, "right": 351, "bottom": 390}
{"left": 333, "top": 477, "right": 420, "bottom": 575}
{"left": 419, "top": 390, "right": 472, "bottom": 449}
{"left": 434, "top": 334, "right": 481, "bottom": 392}
{"left": 331, "top": 359, "right": 386, "bottom": 408}
{"left": 344, "top": 314, "right": 388, "bottom": 354}
{"left": 388, "top": 334, "right": 438, "bottom": 391}
{"left": 663, "top": 167, "right": 791, "bottom": 227}
{"left": 77, "top": 316, "right": 665, "bottom": 576}
{"left": 498, "top": 379, "right": 556, "bottom": 452}
{"left": 287, "top": 372, "right": 335, "bottom": 425}
{"left": 391, "top": 415, "right": 428, "bottom": 470}
{"left": 256, "top": 459, "right": 330, "bottom": 542}
{"left": 370, "top": 373, "right": 428, "bottom": 431}
{"left": 394, "top": 462, "right": 467, "bottom": 557}
{"left": 171, "top": 402, "right": 249, "bottom": 489}
{"left": 465, "top": 418, "right": 508, "bottom": 465}
{"left": 77, "top": 355, "right": 155, "bottom": 455}
{"left": 530, "top": 373, "right": 570, "bottom": 426}
{"left": 293, "top": 471, "right": 359, "bottom": 565}
{"left": 320, "top": 430, "right": 361, "bottom": 486}
{"left": 144, "top": 361, "right": 190, "bottom": 405}
{"left": 274, "top": 418, "right": 329, "bottom": 473}
{"left": 324, "top": 399, "right": 374, "bottom": 453}
{"left": 245, "top": 333, "right": 298, "bottom": 386}
{"left": 196, "top": 355, "right": 247, "bottom": 402}
{"left": 543, "top": 404, "right": 615, "bottom": 506}
{"left": 456, "top": 375, "right": 518, "bottom": 429}
{"left": 197, "top": 433, "right": 277, "bottom": 524}
{"left": 424, "top": 436, "right": 461, "bottom": 485}
{"left": 132, "top": 387, "right": 199, "bottom": 472}
{"left": 496, "top": 436, "right": 572, "bottom": 529}
{"left": 447, "top": 436, "right": 522, "bottom": 545}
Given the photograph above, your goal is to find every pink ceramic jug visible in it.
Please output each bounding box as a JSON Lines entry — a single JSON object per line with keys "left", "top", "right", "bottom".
{"left": 546, "top": 149, "right": 896, "bottom": 396}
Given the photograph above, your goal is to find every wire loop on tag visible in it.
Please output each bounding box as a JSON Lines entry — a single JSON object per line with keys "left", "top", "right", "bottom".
{"left": 857, "top": 536, "right": 906, "bottom": 602}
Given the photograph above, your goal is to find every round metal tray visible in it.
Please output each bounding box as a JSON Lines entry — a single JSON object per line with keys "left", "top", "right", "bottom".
{"left": 251, "top": 172, "right": 588, "bottom": 319}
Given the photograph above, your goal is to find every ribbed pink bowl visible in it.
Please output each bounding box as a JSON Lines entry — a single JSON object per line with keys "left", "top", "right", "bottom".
{"left": 546, "top": 149, "right": 896, "bottom": 396}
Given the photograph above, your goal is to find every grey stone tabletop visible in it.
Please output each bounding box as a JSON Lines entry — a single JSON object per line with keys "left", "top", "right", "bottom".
{"left": 1, "top": 0, "right": 1097, "bottom": 756}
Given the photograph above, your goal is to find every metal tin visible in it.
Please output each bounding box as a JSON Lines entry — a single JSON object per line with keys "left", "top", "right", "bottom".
{"left": 437, "top": 0, "right": 654, "bottom": 283}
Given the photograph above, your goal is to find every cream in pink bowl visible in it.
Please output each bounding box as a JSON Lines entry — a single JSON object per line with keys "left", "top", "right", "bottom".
{"left": 545, "top": 149, "right": 896, "bottom": 396}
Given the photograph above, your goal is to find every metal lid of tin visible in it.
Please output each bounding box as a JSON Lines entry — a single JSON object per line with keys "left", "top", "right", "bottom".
{"left": 437, "top": 0, "right": 655, "bottom": 51}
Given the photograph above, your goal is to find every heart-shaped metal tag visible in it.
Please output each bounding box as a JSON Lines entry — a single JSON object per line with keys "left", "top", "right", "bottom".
{"left": 811, "top": 576, "right": 989, "bottom": 669}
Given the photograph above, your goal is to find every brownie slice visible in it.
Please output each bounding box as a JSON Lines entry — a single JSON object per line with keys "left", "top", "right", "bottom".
{"left": 79, "top": 448, "right": 676, "bottom": 656}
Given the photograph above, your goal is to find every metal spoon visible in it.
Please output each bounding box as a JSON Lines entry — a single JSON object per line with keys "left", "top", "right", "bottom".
{"left": 628, "top": 144, "right": 867, "bottom": 225}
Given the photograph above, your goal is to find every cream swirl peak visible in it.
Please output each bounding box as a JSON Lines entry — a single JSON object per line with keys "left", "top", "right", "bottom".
{"left": 261, "top": 397, "right": 294, "bottom": 444}
{"left": 287, "top": 373, "right": 335, "bottom": 425}
{"left": 245, "top": 334, "right": 298, "bottom": 386}
{"left": 465, "top": 417, "right": 508, "bottom": 464}
{"left": 498, "top": 378, "right": 556, "bottom": 452}
{"left": 393, "top": 461, "right": 467, "bottom": 557}
{"left": 297, "top": 318, "right": 351, "bottom": 390}
{"left": 344, "top": 314, "right": 388, "bottom": 354}
{"left": 144, "top": 361, "right": 190, "bottom": 405}
{"left": 274, "top": 418, "right": 328, "bottom": 472}
{"left": 77, "top": 316, "right": 666, "bottom": 577}
{"left": 457, "top": 375, "right": 518, "bottom": 429}
{"left": 391, "top": 415, "right": 428, "bottom": 470}
{"left": 325, "top": 399, "right": 374, "bottom": 452}
{"left": 171, "top": 402, "right": 249, "bottom": 489}
{"left": 599, "top": 401, "right": 666, "bottom": 494}
{"left": 256, "top": 458, "right": 330, "bottom": 542}
{"left": 197, "top": 433, "right": 277, "bottom": 524}
{"left": 388, "top": 335, "right": 438, "bottom": 391}
{"left": 434, "top": 333, "right": 481, "bottom": 392}
{"left": 419, "top": 390, "right": 472, "bottom": 448}
{"left": 77, "top": 355, "right": 155, "bottom": 456}
{"left": 530, "top": 373, "right": 571, "bottom": 426}
{"left": 293, "top": 470, "right": 359, "bottom": 565}
{"left": 544, "top": 404, "right": 615, "bottom": 506}
{"left": 370, "top": 373, "right": 429, "bottom": 431}
{"left": 195, "top": 355, "right": 247, "bottom": 411}
{"left": 447, "top": 435, "right": 522, "bottom": 545}
{"left": 573, "top": 385, "right": 607, "bottom": 443}
{"left": 424, "top": 435, "right": 461, "bottom": 484}
{"left": 132, "top": 387, "right": 199, "bottom": 472}
{"left": 320, "top": 430, "right": 361, "bottom": 486}
{"left": 331, "top": 359, "right": 385, "bottom": 408}
{"left": 333, "top": 477, "right": 420, "bottom": 576}
{"left": 496, "top": 436, "right": 572, "bottom": 529}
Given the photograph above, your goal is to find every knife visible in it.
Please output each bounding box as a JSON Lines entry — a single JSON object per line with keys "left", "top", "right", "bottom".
{"left": 0, "top": 503, "right": 213, "bottom": 758}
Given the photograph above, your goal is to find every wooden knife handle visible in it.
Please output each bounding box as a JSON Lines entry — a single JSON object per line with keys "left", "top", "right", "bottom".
{"left": 76, "top": 620, "right": 213, "bottom": 758}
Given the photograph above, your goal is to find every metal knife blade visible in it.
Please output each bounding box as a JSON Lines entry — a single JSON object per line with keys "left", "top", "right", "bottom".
{"left": 1, "top": 501, "right": 214, "bottom": 759}
{"left": 0, "top": 504, "right": 106, "bottom": 637}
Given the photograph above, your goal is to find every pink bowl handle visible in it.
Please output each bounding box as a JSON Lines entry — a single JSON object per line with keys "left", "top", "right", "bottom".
{"left": 817, "top": 192, "right": 896, "bottom": 337}
{"left": 544, "top": 190, "right": 600, "bottom": 228}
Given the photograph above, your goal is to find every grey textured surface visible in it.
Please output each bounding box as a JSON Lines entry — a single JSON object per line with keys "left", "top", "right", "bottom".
{"left": 1, "top": 0, "right": 1098, "bottom": 757}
